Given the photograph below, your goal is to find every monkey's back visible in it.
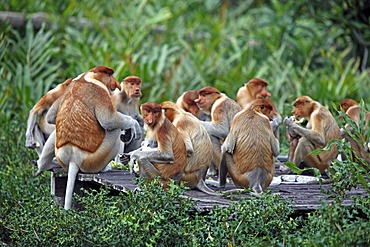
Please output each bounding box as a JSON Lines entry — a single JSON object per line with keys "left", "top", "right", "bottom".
{"left": 155, "top": 119, "right": 187, "bottom": 179}
{"left": 56, "top": 80, "right": 106, "bottom": 152}
{"left": 176, "top": 114, "right": 213, "bottom": 174}
{"left": 232, "top": 110, "right": 274, "bottom": 174}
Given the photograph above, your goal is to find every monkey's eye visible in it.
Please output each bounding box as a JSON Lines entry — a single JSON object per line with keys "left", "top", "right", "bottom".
{"left": 261, "top": 105, "right": 265, "bottom": 110}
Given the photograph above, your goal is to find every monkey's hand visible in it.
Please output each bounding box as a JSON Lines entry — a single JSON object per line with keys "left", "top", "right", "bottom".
{"left": 127, "top": 150, "right": 140, "bottom": 174}
{"left": 135, "top": 114, "right": 144, "bottom": 127}
{"left": 270, "top": 117, "right": 281, "bottom": 132}
{"left": 131, "top": 120, "right": 143, "bottom": 140}
{"left": 283, "top": 116, "right": 295, "bottom": 127}
{"left": 221, "top": 142, "right": 234, "bottom": 154}
{"left": 25, "top": 138, "right": 37, "bottom": 149}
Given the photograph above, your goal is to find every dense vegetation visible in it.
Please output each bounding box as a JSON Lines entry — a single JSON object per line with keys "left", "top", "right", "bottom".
{"left": 1, "top": 0, "right": 369, "bottom": 245}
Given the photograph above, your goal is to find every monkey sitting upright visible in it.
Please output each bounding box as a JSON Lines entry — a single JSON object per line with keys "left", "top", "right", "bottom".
{"left": 236, "top": 78, "right": 282, "bottom": 138}
{"left": 284, "top": 96, "right": 341, "bottom": 174}
{"left": 111, "top": 75, "right": 144, "bottom": 154}
{"left": 34, "top": 66, "right": 141, "bottom": 210}
{"left": 128, "top": 102, "right": 187, "bottom": 188}
{"left": 219, "top": 99, "right": 280, "bottom": 194}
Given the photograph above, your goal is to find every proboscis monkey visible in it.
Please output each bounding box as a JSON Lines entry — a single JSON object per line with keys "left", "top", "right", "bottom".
{"left": 160, "top": 101, "right": 221, "bottom": 195}
{"left": 236, "top": 78, "right": 281, "bottom": 138}
{"left": 176, "top": 90, "right": 210, "bottom": 121}
{"left": 111, "top": 75, "right": 144, "bottom": 154}
{"left": 219, "top": 99, "right": 279, "bottom": 193}
{"left": 339, "top": 99, "right": 370, "bottom": 166}
{"left": 128, "top": 102, "right": 187, "bottom": 188}
{"left": 35, "top": 66, "right": 140, "bottom": 210}
{"left": 25, "top": 78, "right": 73, "bottom": 155}
{"left": 194, "top": 86, "right": 242, "bottom": 175}
{"left": 284, "top": 96, "right": 341, "bottom": 174}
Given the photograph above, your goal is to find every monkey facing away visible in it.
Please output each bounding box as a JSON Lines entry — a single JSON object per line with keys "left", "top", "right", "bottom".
{"left": 35, "top": 66, "right": 140, "bottom": 210}
{"left": 160, "top": 101, "right": 221, "bottom": 195}
{"left": 128, "top": 102, "right": 187, "bottom": 188}
{"left": 284, "top": 96, "right": 341, "bottom": 174}
{"left": 218, "top": 99, "right": 279, "bottom": 194}
{"left": 236, "top": 78, "right": 281, "bottom": 138}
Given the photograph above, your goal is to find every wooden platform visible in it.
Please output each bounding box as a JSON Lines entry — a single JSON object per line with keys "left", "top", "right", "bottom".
{"left": 50, "top": 160, "right": 369, "bottom": 212}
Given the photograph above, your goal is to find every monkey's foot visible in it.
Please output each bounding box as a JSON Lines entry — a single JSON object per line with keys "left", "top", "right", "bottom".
{"left": 133, "top": 187, "right": 142, "bottom": 194}
{"left": 34, "top": 169, "right": 43, "bottom": 177}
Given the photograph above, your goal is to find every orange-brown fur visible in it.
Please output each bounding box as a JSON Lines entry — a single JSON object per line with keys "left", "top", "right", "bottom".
{"left": 37, "top": 66, "right": 131, "bottom": 210}
{"left": 54, "top": 66, "right": 123, "bottom": 172}
{"left": 236, "top": 78, "right": 281, "bottom": 137}
{"left": 176, "top": 90, "right": 209, "bottom": 120}
{"left": 161, "top": 101, "right": 218, "bottom": 194}
{"left": 221, "top": 99, "right": 279, "bottom": 192}
{"left": 137, "top": 102, "right": 187, "bottom": 187}
{"left": 25, "top": 78, "right": 73, "bottom": 152}
{"left": 195, "top": 86, "right": 242, "bottom": 174}
{"left": 236, "top": 78, "right": 271, "bottom": 108}
{"left": 284, "top": 96, "right": 341, "bottom": 173}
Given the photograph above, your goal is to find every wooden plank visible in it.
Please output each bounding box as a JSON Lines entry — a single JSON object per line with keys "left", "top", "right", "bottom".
{"left": 50, "top": 165, "right": 369, "bottom": 212}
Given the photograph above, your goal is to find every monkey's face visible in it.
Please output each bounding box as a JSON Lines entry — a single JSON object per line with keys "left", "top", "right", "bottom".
{"left": 194, "top": 94, "right": 210, "bottom": 113}
{"left": 247, "top": 82, "right": 271, "bottom": 99}
{"left": 125, "top": 81, "right": 142, "bottom": 98}
{"left": 292, "top": 102, "right": 310, "bottom": 118}
{"left": 91, "top": 66, "right": 121, "bottom": 92}
{"left": 142, "top": 110, "right": 161, "bottom": 127}
{"left": 255, "top": 84, "right": 271, "bottom": 99}
{"left": 340, "top": 99, "right": 357, "bottom": 113}
{"left": 141, "top": 103, "right": 162, "bottom": 128}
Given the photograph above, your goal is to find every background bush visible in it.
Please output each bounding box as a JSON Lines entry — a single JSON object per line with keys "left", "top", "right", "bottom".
{"left": 1, "top": 0, "right": 369, "bottom": 245}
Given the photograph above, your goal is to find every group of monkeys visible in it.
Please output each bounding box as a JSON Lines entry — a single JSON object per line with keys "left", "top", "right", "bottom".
{"left": 25, "top": 66, "right": 369, "bottom": 210}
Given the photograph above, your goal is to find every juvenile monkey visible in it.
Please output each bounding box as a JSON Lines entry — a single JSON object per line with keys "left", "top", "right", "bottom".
{"left": 284, "top": 96, "right": 341, "bottom": 174}
{"left": 35, "top": 66, "right": 140, "bottom": 210}
{"left": 219, "top": 99, "right": 279, "bottom": 193}
{"left": 236, "top": 78, "right": 281, "bottom": 138}
{"left": 111, "top": 75, "right": 144, "bottom": 154}
{"left": 176, "top": 90, "right": 210, "bottom": 121}
{"left": 194, "top": 86, "right": 242, "bottom": 174}
{"left": 128, "top": 102, "right": 187, "bottom": 188}
{"left": 339, "top": 99, "right": 370, "bottom": 166}
{"left": 160, "top": 101, "right": 220, "bottom": 195}
{"left": 25, "top": 78, "right": 73, "bottom": 155}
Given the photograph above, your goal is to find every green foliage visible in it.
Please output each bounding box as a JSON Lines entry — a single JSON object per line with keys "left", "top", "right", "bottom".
{"left": 0, "top": 21, "right": 61, "bottom": 123}
{"left": 287, "top": 197, "right": 370, "bottom": 246}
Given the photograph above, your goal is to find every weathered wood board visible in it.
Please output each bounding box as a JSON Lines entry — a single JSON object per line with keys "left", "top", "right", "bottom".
{"left": 50, "top": 160, "right": 369, "bottom": 212}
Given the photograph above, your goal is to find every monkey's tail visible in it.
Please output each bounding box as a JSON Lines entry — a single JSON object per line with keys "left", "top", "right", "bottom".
{"left": 196, "top": 179, "right": 223, "bottom": 196}
{"left": 64, "top": 162, "right": 79, "bottom": 210}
